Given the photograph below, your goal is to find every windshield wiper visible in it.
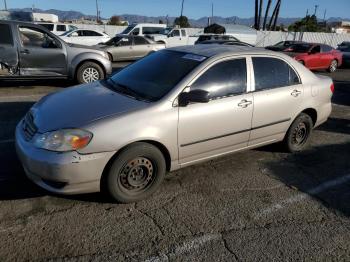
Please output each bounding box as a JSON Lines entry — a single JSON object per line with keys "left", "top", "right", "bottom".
{"left": 107, "top": 79, "right": 151, "bottom": 102}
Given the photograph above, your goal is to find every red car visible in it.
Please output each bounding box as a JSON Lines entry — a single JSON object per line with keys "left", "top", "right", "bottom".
{"left": 283, "top": 43, "right": 342, "bottom": 72}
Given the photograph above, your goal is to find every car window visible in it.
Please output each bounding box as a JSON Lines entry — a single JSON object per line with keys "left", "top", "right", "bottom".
{"left": 110, "top": 50, "right": 204, "bottom": 101}
{"left": 83, "top": 30, "right": 103, "bottom": 36}
{"left": 142, "top": 27, "right": 163, "bottom": 34}
{"left": 131, "top": 28, "right": 140, "bottom": 36}
{"left": 172, "top": 30, "right": 180, "bottom": 37}
{"left": 287, "top": 44, "right": 312, "bottom": 53}
{"left": 134, "top": 36, "right": 149, "bottom": 45}
{"left": 0, "top": 24, "right": 13, "bottom": 45}
{"left": 117, "top": 37, "right": 132, "bottom": 46}
{"left": 191, "top": 58, "right": 247, "bottom": 99}
{"left": 19, "top": 26, "right": 59, "bottom": 49}
{"left": 181, "top": 30, "right": 186, "bottom": 37}
{"left": 252, "top": 57, "right": 300, "bottom": 91}
{"left": 310, "top": 45, "right": 320, "bottom": 53}
{"left": 56, "top": 25, "right": 66, "bottom": 32}
{"left": 321, "top": 45, "right": 333, "bottom": 53}
{"left": 39, "top": 23, "right": 54, "bottom": 31}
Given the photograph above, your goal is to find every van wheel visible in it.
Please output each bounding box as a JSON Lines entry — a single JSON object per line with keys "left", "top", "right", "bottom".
{"left": 328, "top": 60, "right": 338, "bottom": 73}
{"left": 105, "top": 142, "right": 166, "bottom": 203}
{"left": 283, "top": 113, "right": 313, "bottom": 153}
{"left": 77, "top": 62, "right": 105, "bottom": 84}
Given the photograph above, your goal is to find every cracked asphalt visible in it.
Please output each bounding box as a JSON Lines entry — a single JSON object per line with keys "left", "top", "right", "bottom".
{"left": 0, "top": 68, "right": 349, "bottom": 261}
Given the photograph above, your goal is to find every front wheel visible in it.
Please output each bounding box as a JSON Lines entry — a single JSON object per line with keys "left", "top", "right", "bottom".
{"left": 76, "top": 62, "right": 105, "bottom": 84}
{"left": 283, "top": 113, "right": 313, "bottom": 153}
{"left": 327, "top": 59, "right": 338, "bottom": 73}
{"left": 105, "top": 143, "right": 166, "bottom": 203}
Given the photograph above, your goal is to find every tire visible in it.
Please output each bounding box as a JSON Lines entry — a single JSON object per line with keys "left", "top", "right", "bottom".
{"left": 105, "top": 142, "right": 166, "bottom": 203}
{"left": 327, "top": 59, "right": 338, "bottom": 73}
{"left": 76, "top": 61, "right": 105, "bottom": 84}
{"left": 283, "top": 113, "right": 313, "bottom": 153}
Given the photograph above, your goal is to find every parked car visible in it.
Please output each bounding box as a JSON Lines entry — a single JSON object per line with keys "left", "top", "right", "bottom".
{"left": 337, "top": 41, "right": 350, "bottom": 66}
{"left": 96, "top": 35, "right": 165, "bottom": 62}
{"left": 195, "top": 34, "right": 239, "bottom": 45}
{"left": 120, "top": 23, "right": 166, "bottom": 36}
{"left": 265, "top": 40, "right": 304, "bottom": 51}
{"left": 0, "top": 20, "right": 112, "bottom": 83}
{"left": 60, "top": 29, "right": 111, "bottom": 46}
{"left": 37, "top": 22, "right": 77, "bottom": 35}
{"left": 146, "top": 27, "right": 198, "bottom": 47}
{"left": 284, "top": 43, "right": 343, "bottom": 72}
{"left": 198, "top": 39, "right": 254, "bottom": 47}
{"left": 16, "top": 45, "right": 333, "bottom": 203}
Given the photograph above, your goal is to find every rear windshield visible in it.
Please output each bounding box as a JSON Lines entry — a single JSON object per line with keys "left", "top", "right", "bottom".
{"left": 109, "top": 50, "right": 206, "bottom": 101}
{"left": 286, "top": 44, "right": 312, "bottom": 53}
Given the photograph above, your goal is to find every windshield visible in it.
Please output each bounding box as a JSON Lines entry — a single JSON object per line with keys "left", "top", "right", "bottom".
{"left": 285, "top": 44, "right": 312, "bottom": 53}
{"left": 109, "top": 50, "right": 206, "bottom": 101}
{"left": 159, "top": 27, "right": 173, "bottom": 35}
{"left": 121, "top": 25, "right": 135, "bottom": 35}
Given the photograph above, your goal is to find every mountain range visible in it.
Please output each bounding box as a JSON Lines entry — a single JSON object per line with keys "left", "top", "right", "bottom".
{"left": 9, "top": 8, "right": 349, "bottom": 27}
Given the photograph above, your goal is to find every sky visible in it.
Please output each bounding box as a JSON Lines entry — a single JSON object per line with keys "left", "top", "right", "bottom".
{"left": 4, "top": 0, "right": 350, "bottom": 19}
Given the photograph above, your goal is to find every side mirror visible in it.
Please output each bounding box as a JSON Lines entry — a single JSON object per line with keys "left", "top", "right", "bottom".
{"left": 178, "top": 89, "right": 210, "bottom": 107}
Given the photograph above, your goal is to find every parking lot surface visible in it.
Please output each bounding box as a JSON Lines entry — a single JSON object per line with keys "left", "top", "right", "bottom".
{"left": 0, "top": 68, "right": 349, "bottom": 261}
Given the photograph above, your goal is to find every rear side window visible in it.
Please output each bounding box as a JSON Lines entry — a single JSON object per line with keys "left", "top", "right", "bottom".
{"left": 83, "top": 30, "right": 103, "bottom": 36}
{"left": 191, "top": 58, "right": 247, "bottom": 99}
{"left": 142, "top": 27, "right": 163, "bottom": 34}
{"left": 134, "top": 36, "right": 149, "bottom": 45}
{"left": 56, "top": 25, "right": 66, "bottom": 32}
{"left": 253, "top": 57, "right": 300, "bottom": 91}
{"left": 0, "top": 24, "right": 13, "bottom": 45}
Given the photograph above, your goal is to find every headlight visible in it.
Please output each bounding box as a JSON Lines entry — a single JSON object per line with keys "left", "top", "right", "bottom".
{"left": 34, "top": 129, "right": 92, "bottom": 152}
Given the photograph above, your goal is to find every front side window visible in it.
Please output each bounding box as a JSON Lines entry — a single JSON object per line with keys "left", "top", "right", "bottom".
{"left": 191, "top": 58, "right": 247, "bottom": 99}
{"left": 131, "top": 28, "right": 140, "bottom": 36}
{"left": 118, "top": 37, "right": 132, "bottom": 46}
{"left": 0, "top": 24, "right": 13, "bottom": 45}
{"left": 19, "top": 26, "right": 59, "bottom": 48}
{"left": 109, "top": 50, "right": 204, "bottom": 101}
{"left": 286, "top": 44, "right": 312, "bottom": 53}
{"left": 172, "top": 30, "right": 180, "bottom": 37}
{"left": 253, "top": 57, "right": 300, "bottom": 91}
{"left": 321, "top": 45, "right": 333, "bottom": 53}
{"left": 310, "top": 45, "right": 320, "bottom": 53}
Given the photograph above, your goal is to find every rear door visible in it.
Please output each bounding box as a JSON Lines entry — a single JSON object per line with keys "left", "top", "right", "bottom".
{"left": 178, "top": 57, "right": 253, "bottom": 165}
{"left": 249, "top": 56, "right": 303, "bottom": 146}
{"left": 17, "top": 25, "right": 67, "bottom": 76}
{"left": 0, "top": 22, "right": 19, "bottom": 76}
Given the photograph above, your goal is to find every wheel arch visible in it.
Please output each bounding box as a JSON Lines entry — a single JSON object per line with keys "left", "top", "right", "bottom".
{"left": 300, "top": 108, "right": 318, "bottom": 126}
{"left": 74, "top": 59, "right": 106, "bottom": 80}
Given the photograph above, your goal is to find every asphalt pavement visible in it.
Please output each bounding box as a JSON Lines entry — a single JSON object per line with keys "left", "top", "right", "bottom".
{"left": 0, "top": 68, "right": 349, "bottom": 261}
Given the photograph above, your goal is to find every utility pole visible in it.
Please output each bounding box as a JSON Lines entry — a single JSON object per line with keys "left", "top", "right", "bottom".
{"left": 306, "top": 9, "right": 309, "bottom": 17}
{"left": 257, "top": 0, "right": 263, "bottom": 30}
{"left": 262, "top": 0, "right": 272, "bottom": 30}
{"left": 211, "top": 2, "right": 214, "bottom": 24}
{"left": 323, "top": 9, "right": 327, "bottom": 21}
{"left": 314, "top": 4, "right": 318, "bottom": 17}
{"left": 180, "top": 0, "right": 184, "bottom": 17}
{"left": 95, "top": 0, "right": 99, "bottom": 22}
{"left": 4, "top": 0, "right": 7, "bottom": 10}
{"left": 272, "top": 0, "right": 281, "bottom": 31}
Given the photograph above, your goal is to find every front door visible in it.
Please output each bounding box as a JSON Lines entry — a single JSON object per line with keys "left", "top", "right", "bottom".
{"left": 178, "top": 58, "right": 253, "bottom": 165}
{"left": 18, "top": 25, "right": 67, "bottom": 76}
{"left": 249, "top": 56, "right": 304, "bottom": 146}
{"left": 0, "top": 23, "right": 19, "bottom": 76}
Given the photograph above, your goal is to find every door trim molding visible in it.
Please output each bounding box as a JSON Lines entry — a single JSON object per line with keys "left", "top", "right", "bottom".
{"left": 180, "top": 118, "right": 291, "bottom": 147}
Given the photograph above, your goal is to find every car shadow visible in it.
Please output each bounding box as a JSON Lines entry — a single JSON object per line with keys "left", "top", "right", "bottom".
{"left": 332, "top": 80, "right": 350, "bottom": 106}
{"left": 263, "top": 142, "right": 350, "bottom": 217}
{"left": 0, "top": 79, "right": 74, "bottom": 88}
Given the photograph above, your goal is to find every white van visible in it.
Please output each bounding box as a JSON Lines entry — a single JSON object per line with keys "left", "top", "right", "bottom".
{"left": 120, "top": 23, "right": 166, "bottom": 36}
{"left": 37, "top": 23, "right": 77, "bottom": 35}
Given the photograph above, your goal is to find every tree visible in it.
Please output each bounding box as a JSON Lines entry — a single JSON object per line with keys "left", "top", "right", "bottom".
{"left": 288, "top": 15, "right": 320, "bottom": 32}
{"left": 108, "top": 15, "right": 127, "bottom": 26}
{"left": 174, "top": 16, "right": 190, "bottom": 28}
{"left": 159, "top": 19, "right": 164, "bottom": 24}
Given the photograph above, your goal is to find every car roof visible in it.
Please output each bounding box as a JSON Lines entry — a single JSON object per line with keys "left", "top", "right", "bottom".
{"left": 168, "top": 45, "right": 268, "bottom": 58}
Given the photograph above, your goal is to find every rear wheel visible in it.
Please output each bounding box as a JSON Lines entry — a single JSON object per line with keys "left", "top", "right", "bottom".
{"left": 105, "top": 142, "right": 166, "bottom": 203}
{"left": 328, "top": 59, "right": 338, "bottom": 73}
{"left": 76, "top": 62, "right": 105, "bottom": 84}
{"left": 283, "top": 113, "right": 313, "bottom": 153}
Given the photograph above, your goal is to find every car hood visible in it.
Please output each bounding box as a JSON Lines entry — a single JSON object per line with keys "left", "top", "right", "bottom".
{"left": 32, "top": 81, "right": 147, "bottom": 133}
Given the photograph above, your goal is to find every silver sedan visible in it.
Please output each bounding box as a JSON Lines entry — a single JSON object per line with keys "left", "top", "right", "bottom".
{"left": 16, "top": 45, "right": 333, "bottom": 203}
{"left": 96, "top": 34, "right": 165, "bottom": 62}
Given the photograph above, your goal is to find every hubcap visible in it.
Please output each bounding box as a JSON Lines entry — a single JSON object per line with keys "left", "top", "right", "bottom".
{"left": 82, "top": 67, "right": 100, "bottom": 83}
{"left": 119, "top": 157, "right": 154, "bottom": 192}
{"left": 292, "top": 122, "right": 308, "bottom": 146}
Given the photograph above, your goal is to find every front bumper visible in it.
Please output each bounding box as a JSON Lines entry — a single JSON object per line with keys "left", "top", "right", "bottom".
{"left": 15, "top": 123, "right": 115, "bottom": 194}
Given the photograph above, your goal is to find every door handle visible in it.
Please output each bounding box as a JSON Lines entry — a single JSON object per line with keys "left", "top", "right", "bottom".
{"left": 291, "top": 90, "right": 302, "bottom": 97}
{"left": 238, "top": 99, "right": 252, "bottom": 108}
{"left": 20, "top": 49, "right": 30, "bottom": 54}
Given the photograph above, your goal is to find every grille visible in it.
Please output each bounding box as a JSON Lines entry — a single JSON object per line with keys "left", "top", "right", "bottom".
{"left": 22, "top": 111, "right": 38, "bottom": 141}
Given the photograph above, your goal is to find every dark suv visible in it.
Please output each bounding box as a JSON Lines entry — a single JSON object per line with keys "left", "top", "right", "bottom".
{"left": 0, "top": 20, "right": 112, "bottom": 83}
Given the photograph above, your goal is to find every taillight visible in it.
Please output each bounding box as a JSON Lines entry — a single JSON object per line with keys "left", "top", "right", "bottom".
{"left": 330, "top": 83, "right": 335, "bottom": 93}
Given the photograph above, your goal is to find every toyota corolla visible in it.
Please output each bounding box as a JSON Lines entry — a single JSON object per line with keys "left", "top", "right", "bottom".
{"left": 16, "top": 45, "right": 333, "bottom": 203}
